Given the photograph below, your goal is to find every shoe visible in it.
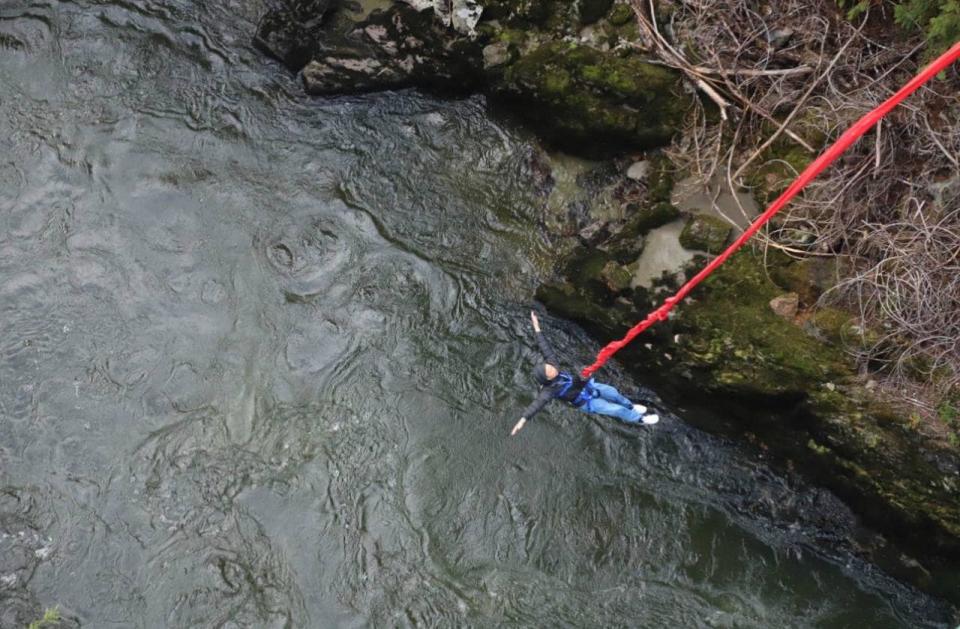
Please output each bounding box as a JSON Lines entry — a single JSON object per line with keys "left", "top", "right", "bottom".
{"left": 632, "top": 403, "right": 647, "bottom": 415}
{"left": 641, "top": 413, "right": 659, "bottom": 425}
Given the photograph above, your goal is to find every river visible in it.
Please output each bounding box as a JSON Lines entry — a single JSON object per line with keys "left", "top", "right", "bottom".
{"left": 0, "top": 0, "right": 954, "bottom": 626}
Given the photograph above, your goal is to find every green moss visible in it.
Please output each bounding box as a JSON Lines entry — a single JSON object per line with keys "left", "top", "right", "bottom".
{"left": 28, "top": 607, "right": 61, "bottom": 629}
{"left": 613, "top": 20, "right": 641, "bottom": 41}
{"left": 541, "top": 67, "right": 572, "bottom": 94}
{"left": 938, "top": 400, "right": 958, "bottom": 426}
{"left": 496, "top": 28, "right": 529, "bottom": 46}
{"left": 601, "top": 260, "right": 633, "bottom": 292}
{"left": 647, "top": 155, "right": 674, "bottom": 202}
{"left": 675, "top": 249, "right": 855, "bottom": 396}
{"left": 496, "top": 41, "right": 691, "bottom": 153}
{"left": 808, "top": 439, "right": 832, "bottom": 455}
{"left": 608, "top": 3, "right": 634, "bottom": 26}
{"left": 809, "top": 307, "right": 853, "bottom": 345}
{"left": 679, "top": 214, "right": 732, "bottom": 254}
{"left": 580, "top": 64, "right": 640, "bottom": 96}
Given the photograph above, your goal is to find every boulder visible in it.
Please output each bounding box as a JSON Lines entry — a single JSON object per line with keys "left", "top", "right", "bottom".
{"left": 679, "top": 214, "right": 732, "bottom": 254}
{"left": 301, "top": 4, "right": 484, "bottom": 95}
{"left": 494, "top": 41, "right": 691, "bottom": 154}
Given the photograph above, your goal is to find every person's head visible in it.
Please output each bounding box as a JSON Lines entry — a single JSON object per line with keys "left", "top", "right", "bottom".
{"left": 533, "top": 363, "right": 559, "bottom": 386}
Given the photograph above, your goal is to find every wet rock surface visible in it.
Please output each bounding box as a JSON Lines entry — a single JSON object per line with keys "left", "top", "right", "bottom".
{"left": 255, "top": 0, "right": 337, "bottom": 71}
{"left": 264, "top": 0, "right": 692, "bottom": 155}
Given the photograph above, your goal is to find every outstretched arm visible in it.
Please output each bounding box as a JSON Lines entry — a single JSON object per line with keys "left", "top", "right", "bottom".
{"left": 511, "top": 388, "right": 553, "bottom": 436}
{"left": 530, "top": 310, "right": 558, "bottom": 365}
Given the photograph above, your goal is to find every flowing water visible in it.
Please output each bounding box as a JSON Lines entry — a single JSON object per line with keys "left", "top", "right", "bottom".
{"left": 0, "top": 1, "right": 955, "bottom": 626}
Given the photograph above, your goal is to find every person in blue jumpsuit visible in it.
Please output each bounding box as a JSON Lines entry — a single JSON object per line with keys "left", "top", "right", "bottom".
{"left": 510, "top": 311, "right": 659, "bottom": 436}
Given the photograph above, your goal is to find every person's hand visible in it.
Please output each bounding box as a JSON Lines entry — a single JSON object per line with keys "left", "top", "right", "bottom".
{"left": 510, "top": 417, "right": 527, "bottom": 436}
{"left": 530, "top": 311, "right": 540, "bottom": 333}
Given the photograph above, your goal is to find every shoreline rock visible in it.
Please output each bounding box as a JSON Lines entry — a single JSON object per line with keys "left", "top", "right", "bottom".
{"left": 262, "top": 0, "right": 693, "bottom": 156}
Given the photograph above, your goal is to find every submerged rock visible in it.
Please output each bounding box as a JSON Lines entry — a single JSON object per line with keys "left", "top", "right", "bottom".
{"left": 255, "top": 0, "right": 337, "bottom": 71}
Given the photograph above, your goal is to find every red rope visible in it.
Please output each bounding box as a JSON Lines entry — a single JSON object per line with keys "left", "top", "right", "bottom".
{"left": 581, "top": 40, "right": 960, "bottom": 379}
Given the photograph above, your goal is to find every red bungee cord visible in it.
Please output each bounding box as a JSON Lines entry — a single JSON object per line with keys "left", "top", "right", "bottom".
{"left": 581, "top": 40, "right": 960, "bottom": 379}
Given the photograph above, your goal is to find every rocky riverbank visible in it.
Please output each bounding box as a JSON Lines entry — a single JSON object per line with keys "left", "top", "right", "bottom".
{"left": 255, "top": 0, "right": 692, "bottom": 155}
{"left": 254, "top": 0, "right": 960, "bottom": 605}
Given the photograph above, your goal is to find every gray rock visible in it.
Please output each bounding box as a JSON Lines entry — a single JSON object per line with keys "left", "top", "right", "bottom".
{"left": 400, "top": 0, "right": 483, "bottom": 35}
{"left": 578, "top": 221, "right": 607, "bottom": 243}
{"left": 482, "top": 41, "right": 511, "bottom": 69}
{"left": 626, "top": 160, "right": 649, "bottom": 181}
{"left": 769, "top": 292, "right": 800, "bottom": 319}
{"left": 767, "top": 28, "right": 794, "bottom": 51}
{"left": 451, "top": 0, "right": 484, "bottom": 34}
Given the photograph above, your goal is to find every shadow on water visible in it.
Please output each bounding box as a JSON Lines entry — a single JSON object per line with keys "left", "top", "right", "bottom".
{"left": 0, "top": 0, "right": 956, "bottom": 626}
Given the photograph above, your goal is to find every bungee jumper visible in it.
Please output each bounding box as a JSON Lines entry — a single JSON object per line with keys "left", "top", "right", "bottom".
{"left": 510, "top": 311, "right": 659, "bottom": 437}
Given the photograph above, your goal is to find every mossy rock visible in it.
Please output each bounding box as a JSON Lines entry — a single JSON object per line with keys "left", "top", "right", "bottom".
{"left": 557, "top": 243, "right": 641, "bottom": 300}
{"left": 679, "top": 214, "right": 732, "bottom": 254}
{"left": 603, "top": 202, "right": 678, "bottom": 264}
{"left": 535, "top": 280, "right": 628, "bottom": 332}
{"left": 809, "top": 307, "right": 855, "bottom": 346}
{"left": 494, "top": 41, "right": 691, "bottom": 155}
{"left": 608, "top": 2, "right": 634, "bottom": 26}
{"left": 629, "top": 201, "right": 679, "bottom": 233}
{"left": 769, "top": 257, "right": 839, "bottom": 305}
{"left": 600, "top": 260, "right": 633, "bottom": 292}
{"left": 674, "top": 249, "right": 855, "bottom": 398}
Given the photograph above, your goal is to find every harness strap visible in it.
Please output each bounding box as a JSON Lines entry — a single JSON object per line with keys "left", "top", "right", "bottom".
{"left": 572, "top": 378, "right": 596, "bottom": 407}
{"left": 553, "top": 373, "right": 574, "bottom": 399}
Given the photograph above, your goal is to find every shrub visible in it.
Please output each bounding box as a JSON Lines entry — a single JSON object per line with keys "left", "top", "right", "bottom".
{"left": 894, "top": 0, "right": 960, "bottom": 56}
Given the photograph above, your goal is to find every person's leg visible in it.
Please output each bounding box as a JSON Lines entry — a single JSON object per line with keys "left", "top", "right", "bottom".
{"left": 590, "top": 382, "right": 634, "bottom": 409}
{"left": 582, "top": 397, "right": 643, "bottom": 424}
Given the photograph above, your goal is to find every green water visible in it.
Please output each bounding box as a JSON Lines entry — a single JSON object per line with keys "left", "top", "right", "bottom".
{"left": 0, "top": 0, "right": 954, "bottom": 626}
